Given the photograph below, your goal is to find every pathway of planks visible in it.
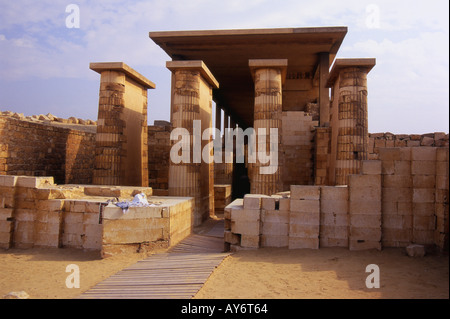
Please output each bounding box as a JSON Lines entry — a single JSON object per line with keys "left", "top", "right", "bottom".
{"left": 79, "top": 219, "right": 228, "bottom": 299}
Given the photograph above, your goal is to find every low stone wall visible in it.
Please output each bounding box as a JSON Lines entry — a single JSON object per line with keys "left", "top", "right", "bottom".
{"left": 0, "top": 175, "right": 194, "bottom": 257}
{"left": 0, "top": 115, "right": 95, "bottom": 184}
{"left": 225, "top": 146, "right": 449, "bottom": 252}
{"left": 369, "top": 132, "right": 449, "bottom": 160}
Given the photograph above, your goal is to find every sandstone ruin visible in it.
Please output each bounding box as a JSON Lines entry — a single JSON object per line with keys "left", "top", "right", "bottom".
{"left": 0, "top": 27, "right": 448, "bottom": 256}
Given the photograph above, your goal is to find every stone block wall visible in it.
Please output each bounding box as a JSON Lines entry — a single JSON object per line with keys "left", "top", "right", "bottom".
{"left": 225, "top": 147, "right": 449, "bottom": 252}
{"left": 281, "top": 111, "right": 318, "bottom": 189}
{"left": 0, "top": 116, "right": 95, "bottom": 184}
{"left": 369, "top": 132, "right": 449, "bottom": 159}
{"left": 0, "top": 175, "right": 194, "bottom": 257}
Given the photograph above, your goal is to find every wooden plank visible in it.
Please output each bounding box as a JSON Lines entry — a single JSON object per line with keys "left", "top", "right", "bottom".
{"left": 79, "top": 231, "right": 230, "bottom": 299}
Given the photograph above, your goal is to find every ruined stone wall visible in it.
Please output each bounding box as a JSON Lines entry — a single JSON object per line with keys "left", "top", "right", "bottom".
{"left": 225, "top": 147, "right": 449, "bottom": 252}
{"left": 0, "top": 115, "right": 95, "bottom": 184}
{"left": 0, "top": 175, "right": 194, "bottom": 257}
{"left": 369, "top": 132, "right": 449, "bottom": 159}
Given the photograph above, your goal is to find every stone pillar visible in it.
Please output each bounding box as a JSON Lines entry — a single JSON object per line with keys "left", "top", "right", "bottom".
{"left": 318, "top": 52, "right": 330, "bottom": 127}
{"left": 166, "top": 60, "right": 219, "bottom": 226}
{"left": 326, "top": 58, "right": 376, "bottom": 185}
{"left": 90, "top": 62, "right": 155, "bottom": 187}
{"left": 249, "top": 59, "right": 287, "bottom": 195}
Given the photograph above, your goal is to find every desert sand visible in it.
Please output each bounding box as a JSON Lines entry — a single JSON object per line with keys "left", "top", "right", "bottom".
{"left": 0, "top": 243, "right": 448, "bottom": 299}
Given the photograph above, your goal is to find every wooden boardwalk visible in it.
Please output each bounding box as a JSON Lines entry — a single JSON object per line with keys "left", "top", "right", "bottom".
{"left": 79, "top": 219, "right": 228, "bottom": 299}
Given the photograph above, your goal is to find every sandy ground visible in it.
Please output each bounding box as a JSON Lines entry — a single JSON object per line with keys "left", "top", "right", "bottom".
{"left": 0, "top": 244, "right": 448, "bottom": 299}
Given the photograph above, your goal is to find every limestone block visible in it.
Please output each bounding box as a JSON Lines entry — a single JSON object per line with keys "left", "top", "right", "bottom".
{"left": 261, "top": 235, "right": 288, "bottom": 247}
{"left": 262, "top": 221, "right": 289, "bottom": 236}
{"left": 231, "top": 220, "right": 260, "bottom": 236}
{"left": 382, "top": 201, "right": 398, "bottom": 215}
{"left": 34, "top": 233, "right": 59, "bottom": 248}
{"left": 279, "top": 198, "right": 290, "bottom": 211}
{"left": 82, "top": 224, "right": 102, "bottom": 249}
{"left": 349, "top": 186, "right": 381, "bottom": 202}
{"left": 102, "top": 219, "right": 166, "bottom": 244}
{"left": 321, "top": 200, "right": 348, "bottom": 214}
{"left": 290, "top": 211, "right": 320, "bottom": 225}
{"left": 16, "top": 176, "right": 54, "bottom": 188}
{"left": 261, "top": 197, "right": 276, "bottom": 210}
{"left": 36, "top": 199, "right": 64, "bottom": 212}
{"left": 289, "top": 224, "right": 319, "bottom": 238}
{"left": 231, "top": 208, "right": 260, "bottom": 222}
{"left": 406, "top": 244, "right": 425, "bottom": 257}
{"left": 436, "top": 161, "right": 449, "bottom": 176}
{"left": 240, "top": 235, "right": 260, "bottom": 248}
{"left": 381, "top": 160, "right": 395, "bottom": 175}
{"left": 83, "top": 211, "right": 100, "bottom": 225}
{"left": 243, "top": 194, "right": 269, "bottom": 209}
{"left": 394, "top": 160, "right": 411, "bottom": 176}
{"left": 411, "top": 147, "right": 436, "bottom": 161}
{"left": 350, "top": 214, "right": 381, "bottom": 228}
{"left": 64, "top": 200, "right": 87, "bottom": 213}
{"left": 0, "top": 220, "right": 13, "bottom": 233}
{"left": 411, "top": 161, "right": 436, "bottom": 175}
{"left": 320, "top": 186, "right": 348, "bottom": 201}
{"left": 378, "top": 148, "right": 401, "bottom": 161}
{"left": 14, "top": 209, "right": 35, "bottom": 222}
{"left": 397, "top": 202, "right": 413, "bottom": 215}
{"left": 0, "top": 208, "right": 13, "bottom": 220}
{"left": 320, "top": 212, "right": 348, "bottom": 226}
{"left": 383, "top": 175, "right": 412, "bottom": 188}
{"left": 349, "top": 200, "right": 381, "bottom": 215}
{"left": 412, "top": 175, "right": 436, "bottom": 188}
{"left": 348, "top": 174, "right": 381, "bottom": 189}
{"left": 383, "top": 215, "right": 412, "bottom": 229}
{"left": 261, "top": 209, "right": 289, "bottom": 224}
{"left": 413, "top": 188, "right": 435, "bottom": 203}
{"left": 288, "top": 237, "right": 319, "bottom": 249}
{"left": 382, "top": 187, "right": 412, "bottom": 203}
{"left": 290, "top": 185, "right": 320, "bottom": 200}
{"left": 290, "top": 199, "right": 320, "bottom": 213}
{"left": 102, "top": 206, "right": 165, "bottom": 220}
{"left": 361, "top": 160, "right": 381, "bottom": 175}
{"left": 224, "top": 230, "right": 240, "bottom": 245}
{"left": 320, "top": 225, "right": 348, "bottom": 239}
{"left": 436, "top": 147, "right": 449, "bottom": 162}
{"left": 0, "top": 175, "right": 17, "bottom": 187}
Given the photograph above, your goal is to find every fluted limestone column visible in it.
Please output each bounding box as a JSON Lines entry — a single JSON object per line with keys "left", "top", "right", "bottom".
{"left": 327, "top": 59, "right": 376, "bottom": 185}
{"left": 90, "top": 62, "right": 155, "bottom": 187}
{"left": 249, "top": 59, "right": 287, "bottom": 195}
{"left": 166, "top": 60, "right": 219, "bottom": 226}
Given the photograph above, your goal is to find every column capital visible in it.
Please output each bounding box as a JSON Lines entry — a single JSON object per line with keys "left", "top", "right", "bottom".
{"left": 326, "top": 58, "right": 376, "bottom": 88}
{"left": 249, "top": 59, "right": 288, "bottom": 84}
{"left": 90, "top": 62, "right": 156, "bottom": 89}
{"left": 166, "top": 60, "right": 219, "bottom": 89}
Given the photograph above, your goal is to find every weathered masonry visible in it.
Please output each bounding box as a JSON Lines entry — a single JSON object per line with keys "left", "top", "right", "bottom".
{"left": 0, "top": 26, "right": 448, "bottom": 255}
{"left": 90, "top": 62, "right": 155, "bottom": 187}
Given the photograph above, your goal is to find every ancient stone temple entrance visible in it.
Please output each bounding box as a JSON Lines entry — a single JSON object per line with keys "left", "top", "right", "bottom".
{"left": 149, "top": 27, "right": 350, "bottom": 223}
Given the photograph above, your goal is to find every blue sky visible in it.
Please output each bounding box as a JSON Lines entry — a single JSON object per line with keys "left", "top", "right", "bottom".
{"left": 0, "top": 0, "right": 448, "bottom": 134}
